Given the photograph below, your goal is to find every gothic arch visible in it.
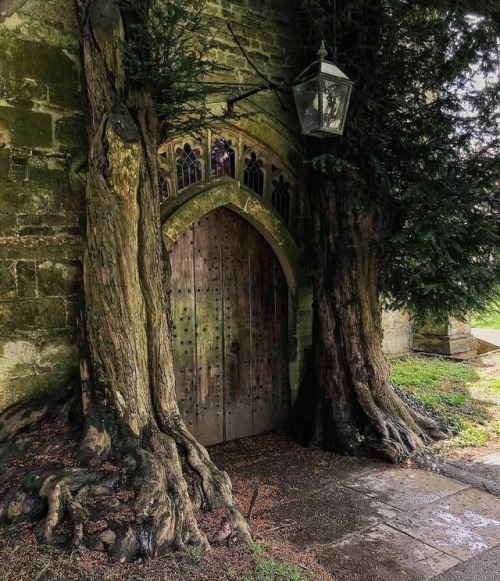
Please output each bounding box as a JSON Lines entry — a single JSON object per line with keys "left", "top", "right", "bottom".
{"left": 162, "top": 178, "right": 303, "bottom": 290}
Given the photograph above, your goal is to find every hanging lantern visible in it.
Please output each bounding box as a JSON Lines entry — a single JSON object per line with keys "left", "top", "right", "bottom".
{"left": 293, "top": 41, "right": 354, "bottom": 137}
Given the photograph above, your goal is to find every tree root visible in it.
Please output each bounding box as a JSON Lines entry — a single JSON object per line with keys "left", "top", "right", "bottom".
{"left": 0, "top": 402, "right": 252, "bottom": 563}
{"left": 359, "top": 383, "right": 447, "bottom": 464}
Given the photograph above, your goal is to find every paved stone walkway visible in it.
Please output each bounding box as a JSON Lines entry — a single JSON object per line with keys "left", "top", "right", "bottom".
{"left": 472, "top": 327, "right": 500, "bottom": 348}
{"left": 215, "top": 436, "right": 500, "bottom": 580}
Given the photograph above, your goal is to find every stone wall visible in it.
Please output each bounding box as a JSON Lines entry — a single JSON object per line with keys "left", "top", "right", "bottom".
{"left": 0, "top": 0, "right": 413, "bottom": 414}
{"left": 0, "top": 0, "right": 85, "bottom": 410}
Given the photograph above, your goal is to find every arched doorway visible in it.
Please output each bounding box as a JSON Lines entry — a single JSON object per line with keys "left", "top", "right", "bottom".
{"left": 169, "top": 206, "right": 290, "bottom": 445}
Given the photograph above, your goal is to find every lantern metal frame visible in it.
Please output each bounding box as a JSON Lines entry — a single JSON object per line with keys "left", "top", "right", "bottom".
{"left": 293, "top": 42, "right": 354, "bottom": 137}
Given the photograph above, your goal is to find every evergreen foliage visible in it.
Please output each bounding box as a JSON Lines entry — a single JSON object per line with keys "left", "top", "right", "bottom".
{"left": 122, "top": 0, "right": 230, "bottom": 138}
{"left": 302, "top": 0, "right": 499, "bottom": 322}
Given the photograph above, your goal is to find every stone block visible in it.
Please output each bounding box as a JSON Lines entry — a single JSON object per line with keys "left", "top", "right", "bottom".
{"left": 0, "top": 339, "right": 37, "bottom": 382}
{"left": 37, "top": 260, "right": 82, "bottom": 297}
{"left": 0, "top": 334, "right": 78, "bottom": 411}
{"left": 0, "top": 149, "right": 10, "bottom": 179}
{"left": 0, "top": 178, "right": 61, "bottom": 214}
{"left": 382, "top": 309, "right": 411, "bottom": 357}
{"left": 55, "top": 115, "right": 85, "bottom": 148}
{"left": 0, "top": 213, "right": 17, "bottom": 234}
{"left": 38, "top": 336, "right": 78, "bottom": 372}
{"left": 1, "top": 77, "right": 48, "bottom": 108}
{"left": 48, "top": 82, "right": 82, "bottom": 110}
{"left": 0, "top": 373, "right": 62, "bottom": 411}
{"left": 0, "top": 298, "right": 67, "bottom": 336}
{"left": 28, "top": 166, "right": 66, "bottom": 187}
{"left": 0, "top": 36, "right": 78, "bottom": 94}
{"left": 0, "top": 262, "right": 16, "bottom": 299}
{"left": 0, "top": 106, "right": 52, "bottom": 148}
{"left": 16, "top": 260, "right": 37, "bottom": 297}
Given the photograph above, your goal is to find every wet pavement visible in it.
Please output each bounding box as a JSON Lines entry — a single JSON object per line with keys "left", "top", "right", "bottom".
{"left": 214, "top": 434, "right": 500, "bottom": 580}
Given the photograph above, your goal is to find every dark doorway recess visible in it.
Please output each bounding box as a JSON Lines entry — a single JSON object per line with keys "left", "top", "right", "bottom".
{"left": 169, "top": 206, "right": 290, "bottom": 445}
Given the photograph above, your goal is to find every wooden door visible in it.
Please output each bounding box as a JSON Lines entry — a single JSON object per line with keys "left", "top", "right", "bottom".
{"left": 169, "top": 207, "right": 289, "bottom": 445}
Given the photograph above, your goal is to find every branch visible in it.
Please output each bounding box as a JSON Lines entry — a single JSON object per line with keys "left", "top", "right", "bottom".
{"left": 0, "top": 0, "right": 29, "bottom": 19}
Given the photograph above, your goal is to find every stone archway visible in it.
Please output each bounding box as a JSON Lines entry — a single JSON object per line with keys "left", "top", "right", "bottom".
{"left": 159, "top": 129, "right": 313, "bottom": 444}
{"left": 168, "top": 206, "right": 290, "bottom": 445}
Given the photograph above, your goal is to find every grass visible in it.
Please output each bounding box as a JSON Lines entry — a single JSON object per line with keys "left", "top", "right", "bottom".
{"left": 390, "top": 353, "right": 500, "bottom": 452}
{"left": 472, "top": 306, "right": 500, "bottom": 329}
{"left": 241, "top": 543, "right": 315, "bottom": 581}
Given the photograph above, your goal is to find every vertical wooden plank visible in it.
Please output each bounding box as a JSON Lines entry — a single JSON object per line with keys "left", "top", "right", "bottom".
{"left": 221, "top": 208, "right": 253, "bottom": 441}
{"left": 249, "top": 222, "right": 278, "bottom": 434}
{"left": 169, "top": 226, "right": 197, "bottom": 436}
{"left": 192, "top": 212, "right": 224, "bottom": 445}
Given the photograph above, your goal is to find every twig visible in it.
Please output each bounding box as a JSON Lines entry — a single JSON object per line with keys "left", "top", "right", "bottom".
{"left": 247, "top": 486, "right": 259, "bottom": 523}
{"left": 261, "top": 521, "right": 296, "bottom": 534}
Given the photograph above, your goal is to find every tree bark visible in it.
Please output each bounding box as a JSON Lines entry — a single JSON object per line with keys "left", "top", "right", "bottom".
{"left": 294, "top": 168, "right": 444, "bottom": 463}
{"left": 0, "top": 0, "right": 250, "bottom": 562}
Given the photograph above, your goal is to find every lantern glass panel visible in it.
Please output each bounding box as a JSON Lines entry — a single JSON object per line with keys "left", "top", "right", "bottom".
{"left": 294, "top": 78, "right": 320, "bottom": 134}
{"left": 321, "top": 78, "right": 351, "bottom": 134}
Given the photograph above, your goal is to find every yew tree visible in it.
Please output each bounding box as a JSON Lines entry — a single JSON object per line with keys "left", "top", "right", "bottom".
{"left": 294, "top": 0, "right": 499, "bottom": 462}
{"left": 0, "top": 0, "right": 250, "bottom": 562}
{"left": 0, "top": 0, "right": 498, "bottom": 562}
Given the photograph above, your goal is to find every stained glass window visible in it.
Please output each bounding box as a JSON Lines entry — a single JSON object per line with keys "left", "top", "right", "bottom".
{"left": 211, "top": 138, "right": 235, "bottom": 178}
{"left": 243, "top": 151, "right": 264, "bottom": 196}
{"left": 271, "top": 175, "right": 291, "bottom": 224}
{"left": 176, "top": 143, "right": 202, "bottom": 190}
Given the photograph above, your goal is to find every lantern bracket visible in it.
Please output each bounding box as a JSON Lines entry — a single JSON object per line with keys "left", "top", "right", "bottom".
{"left": 225, "top": 21, "right": 290, "bottom": 112}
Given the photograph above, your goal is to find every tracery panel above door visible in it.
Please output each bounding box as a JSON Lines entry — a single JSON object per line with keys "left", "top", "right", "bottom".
{"left": 158, "top": 127, "right": 297, "bottom": 230}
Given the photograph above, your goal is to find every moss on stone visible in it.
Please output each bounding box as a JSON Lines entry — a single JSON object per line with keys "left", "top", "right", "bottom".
{"left": 0, "top": 106, "right": 52, "bottom": 148}
{"left": 0, "top": 262, "right": 16, "bottom": 299}
{"left": 55, "top": 115, "right": 84, "bottom": 148}
{"left": 37, "top": 260, "right": 82, "bottom": 297}
{"left": 0, "top": 298, "right": 67, "bottom": 336}
{"left": 16, "top": 261, "right": 37, "bottom": 298}
{"left": 0, "top": 35, "right": 78, "bottom": 91}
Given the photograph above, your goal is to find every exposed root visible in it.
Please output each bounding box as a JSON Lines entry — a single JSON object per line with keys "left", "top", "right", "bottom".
{"left": 0, "top": 408, "right": 253, "bottom": 563}
{"left": 360, "top": 385, "right": 447, "bottom": 463}
{"left": 0, "top": 387, "right": 75, "bottom": 444}
{"left": 39, "top": 473, "right": 89, "bottom": 545}
{"left": 212, "top": 508, "right": 252, "bottom": 546}
{"left": 167, "top": 421, "right": 234, "bottom": 510}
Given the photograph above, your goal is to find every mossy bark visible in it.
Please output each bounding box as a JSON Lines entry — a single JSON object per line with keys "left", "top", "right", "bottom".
{"left": 294, "top": 170, "right": 444, "bottom": 463}
{"left": 0, "top": 0, "right": 250, "bottom": 562}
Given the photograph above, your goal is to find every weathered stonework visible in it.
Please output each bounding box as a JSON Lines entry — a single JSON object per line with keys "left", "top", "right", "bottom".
{"left": 0, "top": 0, "right": 416, "bottom": 414}
{"left": 0, "top": 0, "right": 84, "bottom": 410}
{"left": 382, "top": 309, "right": 412, "bottom": 357}
{"left": 413, "top": 317, "right": 478, "bottom": 359}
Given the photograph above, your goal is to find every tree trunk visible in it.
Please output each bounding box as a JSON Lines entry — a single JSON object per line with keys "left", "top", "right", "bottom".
{"left": 0, "top": 0, "right": 250, "bottom": 561}
{"left": 294, "top": 168, "right": 444, "bottom": 464}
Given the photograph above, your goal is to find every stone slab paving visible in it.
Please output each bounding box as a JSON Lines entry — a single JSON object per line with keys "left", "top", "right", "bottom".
{"left": 432, "top": 544, "right": 500, "bottom": 581}
{"left": 388, "top": 487, "right": 500, "bottom": 561}
{"left": 343, "top": 468, "right": 469, "bottom": 511}
{"left": 264, "top": 485, "right": 401, "bottom": 548}
{"left": 315, "top": 524, "right": 460, "bottom": 581}
{"left": 220, "top": 433, "right": 500, "bottom": 579}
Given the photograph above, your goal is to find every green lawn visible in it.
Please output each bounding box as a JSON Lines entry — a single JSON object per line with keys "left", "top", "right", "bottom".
{"left": 472, "top": 307, "right": 500, "bottom": 329}
{"left": 390, "top": 353, "right": 500, "bottom": 451}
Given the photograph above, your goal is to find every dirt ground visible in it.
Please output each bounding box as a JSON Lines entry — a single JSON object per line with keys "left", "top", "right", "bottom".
{"left": 1, "top": 354, "right": 498, "bottom": 581}
{"left": 0, "top": 431, "right": 334, "bottom": 581}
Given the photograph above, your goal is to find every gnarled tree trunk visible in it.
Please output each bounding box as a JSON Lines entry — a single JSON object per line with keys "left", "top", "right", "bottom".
{"left": 0, "top": 0, "right": 250, "bottom": 562}
{"left": 294, "top": 169, "right": 443, "bottom": 463}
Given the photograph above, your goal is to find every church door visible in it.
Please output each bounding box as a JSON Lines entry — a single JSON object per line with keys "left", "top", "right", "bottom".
{"left": 169, "top": 206, "right": 289, "bottom": 445}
